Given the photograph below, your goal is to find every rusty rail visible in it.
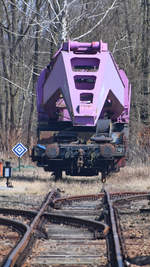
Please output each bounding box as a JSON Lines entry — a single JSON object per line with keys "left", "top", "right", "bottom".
{"left": 2, "top": 188, "right": 58, "bottom": 267}
{"left": 0, "top": 217, "right": 29, "bottom": 235}
{"left": 112, "top": 192, "right": 150, "bottom": 204}
{"left": 0, "top": 208, "right": 36, "bottom": 218}
{"left": 52, "top": 191, "right": 149, "bottom": 208}
{"left": 2, "top": 189, "right": 150, "bottom": 267}
{"left": 44, "top": 212, "right": 109, "bottom": 237}
{"left": 0, "top": 207, "right": 109, "bottom": 242}
{"left": 104, "top": 190, "right": 125, "bottom": 267}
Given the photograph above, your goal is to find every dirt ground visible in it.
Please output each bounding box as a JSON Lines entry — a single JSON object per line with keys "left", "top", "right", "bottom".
{"left": 0, "top": 163, "right": 150, "bottom": 197}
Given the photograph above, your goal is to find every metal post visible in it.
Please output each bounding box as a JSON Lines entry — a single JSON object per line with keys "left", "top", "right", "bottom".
{"left": 18, "top": 158, "right": 21, "bottom": 172}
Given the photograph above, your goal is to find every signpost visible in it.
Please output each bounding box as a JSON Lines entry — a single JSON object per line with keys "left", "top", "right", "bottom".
{"left": 12, "top": 143, "right": 28, "bottom": 171}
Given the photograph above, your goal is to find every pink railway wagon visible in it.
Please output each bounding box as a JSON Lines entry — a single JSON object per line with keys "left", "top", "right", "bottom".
{"left": 31, "top": 40, "right": 131, "bottom": 181}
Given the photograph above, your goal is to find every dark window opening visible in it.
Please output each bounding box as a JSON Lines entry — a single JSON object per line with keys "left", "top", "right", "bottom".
{"left": 74, "top": 75, "right": 96, "bottom": 90}
{"left": 71, "top": 58, "right": 100, "bottom": 72}
{"left": 76, "top": 78, "right": 95, "bottom": 83}
{"left": 80, "top": 93, "right": 93, "bottom": 104}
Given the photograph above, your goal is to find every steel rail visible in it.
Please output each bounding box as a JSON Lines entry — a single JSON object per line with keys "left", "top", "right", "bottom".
{"left": 2, "top": 188, "right": 58, "bottom": 267}
{"left": 43, "top": 212, "right": 109, "bottom": 237}
{"left": 110, "top": 191, "right": 149, "bottom": 198}
{"left": 104, "top": 190, "right": 125, "bottom": 267}
{"left": 52, "top": 193, "right": 104, "bottom": 208}
{"left": 0, "top": 208, "right": 36, "bottom": 219}
{"left": 0, "top": 218, "right": 29, "bottom": 267}
{"left": 52, "top": 191, "right": 149, "bottom": 208}
{"left": 0, "top": 217, "right": 29, "bottom": 235}
{"left": 112, "top": 193, "right": 150, "bottom": 205}
{"left": 0, "top": 208, "right": 109, "bottom": 238}
{"left": 112, "top": 206, "right": 130, "bottom": 266}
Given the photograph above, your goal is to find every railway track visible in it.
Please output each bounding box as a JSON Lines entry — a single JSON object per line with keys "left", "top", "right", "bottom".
{"left": 0, "top": 188, "right": 150, "bottom": 267}
{"left": 24, "top": 194, "right": 108, "bottom": 267}
{"left": 112, "top": 193, "right": 150, "bottom": 267}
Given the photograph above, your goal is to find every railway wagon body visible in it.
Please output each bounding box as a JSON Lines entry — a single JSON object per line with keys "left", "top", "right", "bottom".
{"left": 31, "top": 40, "right": 131, "bottom": 181}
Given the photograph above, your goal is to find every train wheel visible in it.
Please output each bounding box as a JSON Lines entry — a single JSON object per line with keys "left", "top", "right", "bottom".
{"left": 54, "top": 170, "right": 62, "bottom": 181}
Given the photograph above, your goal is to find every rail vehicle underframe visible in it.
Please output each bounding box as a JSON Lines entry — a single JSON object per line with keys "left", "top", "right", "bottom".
{"left": 32, "top": 144, "right": 125, "bottom": 181}
{"left": 32, "top": 120, "right": 128, "bottom": 181}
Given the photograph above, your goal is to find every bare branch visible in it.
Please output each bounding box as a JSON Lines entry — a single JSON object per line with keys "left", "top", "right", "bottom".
{"left": 1, "top": 0, "right": 11, "bottom": 28}
{"left": 113, "top": 45, "right": 136, "bottom": 53}
{"left": 0, "top": 76, "right": 36, "bottom": 95}
{"left": 112, "top": 34, "right": 127, "bottom": 53}
{"left": 73, "top": 0, "right": 118, "bottom": 40}
{"left": 55, "top": 0, "right": 61, "bottom": 12}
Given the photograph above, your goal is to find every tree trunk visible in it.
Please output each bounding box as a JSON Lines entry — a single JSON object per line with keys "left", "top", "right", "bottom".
{"left": 141, "top": 0, "right": 150, "bottom": 122}
{"left": 27, "top": 1, "right": 40, "bottom": 148}
{"left": 57, "top": 0, "right": 68, "bottom": 47}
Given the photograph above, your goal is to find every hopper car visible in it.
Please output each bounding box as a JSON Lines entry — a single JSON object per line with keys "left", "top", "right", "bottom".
{"left": 31, "top": 40, "right": 131, "bottom": 181}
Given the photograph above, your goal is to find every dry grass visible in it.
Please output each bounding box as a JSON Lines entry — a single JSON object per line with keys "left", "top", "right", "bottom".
{"left": 105, "top": 164, "right": 150, "bottom": 193}
{"left": 0, "top": 164, "right": 150, "bottom": 196}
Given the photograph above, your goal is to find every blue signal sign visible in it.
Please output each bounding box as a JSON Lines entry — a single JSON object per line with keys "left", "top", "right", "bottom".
{"left": 12, "top": 143, "right": 28, "bottom": 158}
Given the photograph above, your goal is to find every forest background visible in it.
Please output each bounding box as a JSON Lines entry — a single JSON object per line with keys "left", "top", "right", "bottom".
{"left": 0, "top": 0, "right": 149, "bottom": 161}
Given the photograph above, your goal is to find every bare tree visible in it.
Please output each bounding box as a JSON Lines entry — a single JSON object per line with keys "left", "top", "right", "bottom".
{"left": 1, "top": 0, "right": 149, "bottom": 155}
{"left": 27, "top": 0, "right": 42, "bottom": 148}
{"left": 0, "top": 0, "right": 39, "bottom": 150}
{"left": 141, "top": 0, "right": 150, "bottom": 121}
